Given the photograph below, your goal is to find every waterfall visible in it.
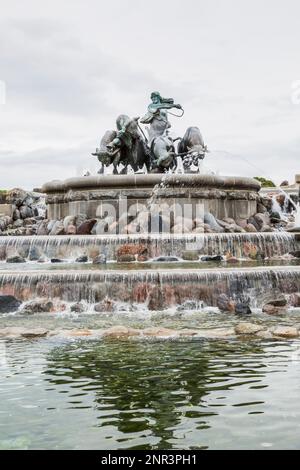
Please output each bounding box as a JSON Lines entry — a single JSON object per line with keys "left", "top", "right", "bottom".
{"left": 1, "top": 266, "right": 299, "bottom": 308}
{"left": 294, "top": 203, "right": 300, "bottom": 227}
{"left": 0, "top": 232, "right": 298, "bottom": 261}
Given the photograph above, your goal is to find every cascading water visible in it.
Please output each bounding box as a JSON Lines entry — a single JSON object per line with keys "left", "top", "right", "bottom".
{"left": 294, "top": 203, "right": 300, "bottom": 227}
{"left": 0, "top": 266, "right": 299, "bottom": 309}
{"left": 0, "top": 232, "right": 298, "bottom": 261}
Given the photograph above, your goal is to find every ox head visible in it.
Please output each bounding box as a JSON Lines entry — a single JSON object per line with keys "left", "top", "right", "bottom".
{"left": 187, "top": 144, "right": 206, "bottom": 160}
{"left": 93, "top": 144, "right": 120, "bottom": 166}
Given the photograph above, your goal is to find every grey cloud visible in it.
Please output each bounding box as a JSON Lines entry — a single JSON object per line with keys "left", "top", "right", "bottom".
{"left": 0, "top": 0, "right": 299, "bottom": 189}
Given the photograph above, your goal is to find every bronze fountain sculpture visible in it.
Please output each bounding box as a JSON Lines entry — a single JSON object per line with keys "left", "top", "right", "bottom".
{"left": 92, "top": 92, "right": 208, "bottom": 174}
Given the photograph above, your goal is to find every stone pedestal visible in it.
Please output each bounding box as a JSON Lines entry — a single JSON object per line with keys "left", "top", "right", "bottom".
{"left": 42, "top": 174, "right": 261, "bottom": 221}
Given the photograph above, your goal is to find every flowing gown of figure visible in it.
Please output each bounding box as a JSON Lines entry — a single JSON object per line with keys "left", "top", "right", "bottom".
{"left": 140, "top": 107, "right": 171, "bottom": 146}
{"left": 140, "top": 92, "right": 182, "bottom": 146}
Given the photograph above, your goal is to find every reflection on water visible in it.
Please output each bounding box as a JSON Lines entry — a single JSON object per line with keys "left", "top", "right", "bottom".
{"left": 1, "top": 337, "right": 300, "bottom": 449}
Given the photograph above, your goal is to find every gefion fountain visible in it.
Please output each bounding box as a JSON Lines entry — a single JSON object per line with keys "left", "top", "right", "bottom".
{"left": 0, "top": 91, "right": 299, "bottom": 337}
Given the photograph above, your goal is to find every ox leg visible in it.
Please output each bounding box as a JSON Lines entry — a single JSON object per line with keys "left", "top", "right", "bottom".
{"left": 120, "top": 165, "right": 128, "bottom": 174}
{"left": 97, "top": 162, "right": 104, "bottom": 174}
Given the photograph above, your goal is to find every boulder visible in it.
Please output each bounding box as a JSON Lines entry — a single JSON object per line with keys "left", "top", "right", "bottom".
{"left": 25, "top": 227, "right": 37, "bottom": 236}
{"left": 242, "top": 242, "right": 258, "bottom": 259}
{"left": 92, "top": 219, "right": 109, "bottom": 235}
{"left": 66, "top": 224, "right": 76, "bottom": 234}
{"left": 193, "top": 226, "right": 205, "bottom": 233}
{"left": 36, "top": 220, "right": 49, "bottom": 235}
{"left": 201, "top": 255, "right": 223, "bottom": 262}
{"left": 49, "top": 221, "right": 65, "bottom": 235}
{"left": 247, "top": 216, "right": 260, "bottom": 231}
{"left": 51, "top": 258, "right": 64, "bottom": 263}
{"left": 196, "top": 327, "right": 235, "bottom": 339}
{"left": 216, "top": 219, "right": 232, "bottom": 231}
{"left": 260, "top": 224, "right": 272, "bottom": 232}
{"left": 92, "top": 254, "right": 107, "bottom": 264}
{"left": 289, "top": 293, "right": 300, "bottom": 307}
{"left": 19, "top": 205, "right": 34, "bottom": 219}
{"left": 116, "top": 244, "right": 148, "bottom": 262}
{"left": 259, "top": 196, "right": 272, "bottom": 211}
{"left": 171, "top": 223, "right": 191, "bottom": 234}
{"left": 271, "top": 326, "right": 298, "bottom": 338}
{"left": 121, "top": 222, "right": 140, "bottom": 234}
{"left": 270, "top": 211, "right": 281, "bottom": 224}
{"left": 217, "top": 293, "right": 235, "bottom": 312}
{"left": 13, "top": 219, "right": 24, "bottom": 228}
{"left": 0, "top": 295, "right": 22, "bottom": 313}
{"left": 226, "top": 256, "right": 239, "bottom": 264}
{"left": 75, "top": 255, "right": 88, "bottom": 263}
{"left": 290, "top": 250, "right": 300, "bottom": 258}
{"left": 257, "top": 202, "right": 268, "bottom": 213}
{"left": 154, "top": 256, "right": 179, "bottom": 262}
{"left": 0, "top": 327, "right": 48, "bottom": 338}
{"left": 236, "top": 218, "right": 248, "bottom": 229}
{"left": 262, "top": 304, "right": 284, "bottom": 315}
{"left": 253, "top": 213, "right": 270, "bottom": 230}
{"left": 20, "top": 328, "right": 49, "bottom": 338}
{"left": 235, "top": 322, "right": 265, "bottom": 335}
{"left": 6, "top": 188, "right": 27, "bottom": 206}
{"left": 107, "top": 222, "right": 118, "bottom": 234}
{"left": 143, "top": 327, "right": 178, "bottom": 337}
{"left": 204, "top": 223, "right": 214, "bottom": 233}
{"left": 222, "top": 217, "right": 236, "bottom": 225}
{"left": 203, "top": 212, "right": 223, "bottom": 232}
{"left": 63, "top": 215, "right": 77, "bottom": 232}
{"left": 77, "top": 219, "right": 97, "bottom": 235}
{"left": 235, "top": 303, "right": 252, "bottom": 315}
{"left": 6, "top": 255, "right": 26, "bottom": 263}
{"left": 70, "top": 302, "right": 86, "bottom": 313}
{"left": 102, "top": 326, "right": 141, "bottom": 338}
{"left": 193, "top": 217, "right": 204, "bottom": 228}
{"left": 13, "top": 208, "right": 20, "bottom": 220}
{"left": 24, "top": 217, "right": 37, "bottom": 226}
{"left": 74, "top": 213, "right": 87, "bottom": 228}
{"left": 21, "top": 299, "right": 54, "bottom": 314}
{"left": 61, "top": 329, "right": 93, "bottom": 337}
{"left": 148, "top": 287, "right": 166, "bottom": 311}
{"left": 117, "top": 254, "right": 135, "bottom": 262}
{"left": 230, "top": 224, "right": 245, "bottom": 233}
{"left": 244, "top": 223, "right": 258, "bottom": 233}
{"left": 174, "top": 216, "right": 194, "bottom": 231}
{"left": 255, "top": 330, "right": 273, "bottom": 339}
{"left": 265, "top": 296, "right": 287, "bottom": 307}
{"left": 94, "top": 299, "right": 116, "bottom": 312}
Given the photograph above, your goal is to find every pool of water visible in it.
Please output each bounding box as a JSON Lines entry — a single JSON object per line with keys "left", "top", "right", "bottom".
{"left": 0, "top": 258, "right": 299, "bottom": 272}
{"left": 1, "top": 336, "right": 300, "bottom": 449}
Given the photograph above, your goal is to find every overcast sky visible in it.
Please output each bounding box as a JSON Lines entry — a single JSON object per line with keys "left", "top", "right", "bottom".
{"left": 0, "top": 0, "right": 299, "bottom": 189}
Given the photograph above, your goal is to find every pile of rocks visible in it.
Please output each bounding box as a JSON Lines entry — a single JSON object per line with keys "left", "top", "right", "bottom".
{"left": 0, "top": 189, "right": 297, "bottom": 237}
{"left": 216, "top": 293, "right": 300, "bottom": 316}
{"left": 1, "top": 322, "right": 300, "bottom": 341}
{"left": 31, "top": 210, "right": 281, "bottom": 237}
{"left": 0, "top": 188, "right": 46, "bottom": 236}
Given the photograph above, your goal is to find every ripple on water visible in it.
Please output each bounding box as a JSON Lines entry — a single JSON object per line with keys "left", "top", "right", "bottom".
{"left": 1, "top": 337, "right": 300, "bottom": 449}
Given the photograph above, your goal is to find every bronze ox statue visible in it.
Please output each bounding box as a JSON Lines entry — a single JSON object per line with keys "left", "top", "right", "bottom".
{"left": 92, "top": 92, "right": 208, "bottom": 174}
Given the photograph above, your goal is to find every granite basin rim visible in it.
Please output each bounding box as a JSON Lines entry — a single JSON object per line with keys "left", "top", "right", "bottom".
{"left": 42, "top": 174, "right": 261, "bottom": 193}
